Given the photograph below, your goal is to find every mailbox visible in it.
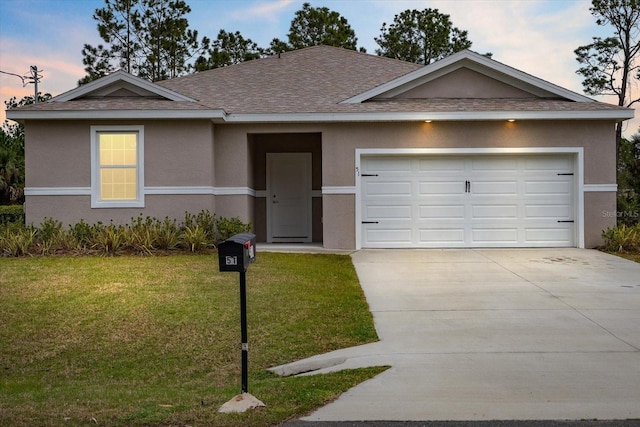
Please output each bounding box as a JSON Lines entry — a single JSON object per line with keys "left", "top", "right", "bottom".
{"left": 218, "top": 233, "right": 256, "bottom": 272}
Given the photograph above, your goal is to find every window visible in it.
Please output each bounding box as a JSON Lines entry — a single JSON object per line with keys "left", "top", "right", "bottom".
{"left": 91, "top": 125, "right": 144, "bottom": 208}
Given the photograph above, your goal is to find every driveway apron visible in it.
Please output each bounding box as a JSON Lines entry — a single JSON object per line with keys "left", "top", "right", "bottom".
{"left": 270, "top": 249, "right": 640, "bottom": 421}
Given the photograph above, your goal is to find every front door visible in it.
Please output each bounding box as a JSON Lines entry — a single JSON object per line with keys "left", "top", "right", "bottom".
{"left": 267, "top": 153, "right": 312, "bottom": 242}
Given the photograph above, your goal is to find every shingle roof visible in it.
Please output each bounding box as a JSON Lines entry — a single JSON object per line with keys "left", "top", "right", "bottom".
{"left": 7, "top": 45, "right": 633, "bottom": 121}
{"left": 156, "top": 45, "right": 423, "bottom": 114}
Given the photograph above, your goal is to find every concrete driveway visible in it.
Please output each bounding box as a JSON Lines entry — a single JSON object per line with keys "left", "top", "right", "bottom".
{"left": 270, "top": 249, "right": 640, "bottom": 421}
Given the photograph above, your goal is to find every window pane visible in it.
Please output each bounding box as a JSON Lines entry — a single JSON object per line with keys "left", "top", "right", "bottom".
{"left": 100, "top": 168, "right": 137, "bottom": 200}
{"left": 99, "top": 133, "right": 137, "bottom": 166}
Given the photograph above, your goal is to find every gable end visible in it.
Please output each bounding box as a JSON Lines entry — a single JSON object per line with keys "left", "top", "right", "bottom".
{"left": 343, "top": 50, "right": 595, "bottom": 104}
{"left": 52, "top": 70, "right": 196, "bottom": 103}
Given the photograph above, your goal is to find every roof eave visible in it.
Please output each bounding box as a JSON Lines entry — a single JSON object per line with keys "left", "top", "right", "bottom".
{"left": 6, "top": 109, "right": 227, "bottom": 121}
{"left": 224, "top": 110, "right": 635, "bottom": 123}
{"left": 7, "top": 108, "right": 632, "bottom": 123}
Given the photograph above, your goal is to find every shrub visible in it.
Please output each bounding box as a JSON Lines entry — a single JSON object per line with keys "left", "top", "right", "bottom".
{"left": 0, "top": 224, "right": 36, "bottom": 257}
{"left": 617, "top": 190, "right": 640, "bottom": 227}
{"left": 181, "top": 225, "right": 210, "bottom": 252}
{"left": 601, "top": 223, "right": 640, "bottom": 252}
{"left": 35, "top": 218, "right": 63, "bottom": 255}
{"left": 155, "top": 217, "right": 180, "bottom": 250}
{"left": 183, "top": 210, "right": 217, "bottom": 245}
{"left": 126, "top": 215, "right": 158, "bottom": 255}
{"left": 216, "top": 216, "right": 252, "bottom": 243}
{"left": 0, "top": 205, "right": 24, "bottom": 226}
{"left": 93, "top": 223, "right": 126, "bottom": 255}
{"left": 67, "top": 220, "right": 96, "bottom": 252}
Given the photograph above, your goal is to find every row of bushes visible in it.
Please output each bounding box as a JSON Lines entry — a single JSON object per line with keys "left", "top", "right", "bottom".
{"left": 0, "top": 210, "right": 251, "bottom": 257}
{"left": 601, "top": 223, "right": 640, "bottom": 252}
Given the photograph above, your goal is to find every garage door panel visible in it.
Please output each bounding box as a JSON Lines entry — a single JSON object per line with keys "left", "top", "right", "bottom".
{"left": 525, "top": 227, "right": 574, "bottom": 245}
{"left": 365, "top": 157, "right": 412, "bottom": 173}
{"left": 419, "top": 228, "right": 465, "bottom": 243}
{"left": 525, "top": 180, "right": 572, "bottom": 195}
{"left": 471, "top": 181, "right": 517, "bottom": 195}
{"left": 365, "top": 204, "right": 412, "bottom": 220}
{"left": 364, "top": 181, "right": 412, "bottom": 196}
{"left": 361, "top": 154, "right": 575, "bottom": 248}
{"left": 365, "top": 227, "right": 412, "bottom": 244}
{"left": 420, "top": 204, "right": 465, "bottom": 219}
{"left": 525, "top": 204, "right": 572, "bottom": 219}
{"left": 472, "top": 228, "right": 518, "bottom": 244}
{"left": 525, "top": 156, "right": 573, "bottom": 172}
{"left": 419, "top": 181, "right": 466, "bottom": 195}
{"left": 472, "top": 204, "right": 518, "bottom": 219}
{"left": 471, "top": 157, "right": 518, "bottom": 171}
{"left": 418, "top": 158, "right": 465, "bottom": 173}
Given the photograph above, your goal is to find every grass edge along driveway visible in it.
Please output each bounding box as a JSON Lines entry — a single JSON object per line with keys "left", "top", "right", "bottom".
{"left": 0, "top": 252, "right": 384, "bottom": 427}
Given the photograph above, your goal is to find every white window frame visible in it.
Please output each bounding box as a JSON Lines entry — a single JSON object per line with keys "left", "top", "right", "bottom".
{"left": 91, "top": 125, "right": 145, "bottom": 208}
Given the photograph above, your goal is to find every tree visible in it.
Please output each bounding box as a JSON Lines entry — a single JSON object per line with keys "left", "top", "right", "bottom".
{"left": 375, "top": 8, "right": 472, "bottom": 64}
{"left": 617, "top": 133, "right": 640, "bottom": 225}
{"left": 0, "top": 132, "right": 24, "bottom": 205}
{"left": 574, "top": 0, "right": 640, "bottom": 171}
{"left": 136, "top": 0, "right": 202, "bottom": 81}
{"left": 195, "top": 30, "right": 261, "bottom": 71}
{"left": 79, "top": 44, "right": 116, "bottom": 85}
{"left": 268, "top": 38, "right": 290, "bottom": 55}
{"left": 80, "top": 0, "right": 208, "bottom": 83}
{"left": 266, "top": 2, "right": 359, "bottom": 54}
{"left": 94, "top": 0, "right": 140, "bottom": 74}
{"left": 287, "top": 2, "right": 358, "bottom": 50}
{"left": 1, "top": 93, "right": 51, "bottom": 204}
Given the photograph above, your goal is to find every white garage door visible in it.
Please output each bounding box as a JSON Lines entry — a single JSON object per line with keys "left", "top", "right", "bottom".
{"left": 360, "top": 154, "right": 575, "bottom": 248}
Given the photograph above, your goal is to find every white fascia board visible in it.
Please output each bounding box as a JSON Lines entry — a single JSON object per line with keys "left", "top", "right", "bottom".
{"left": 342, "top": 50, "right": 595, "bottom": 104}
{"left": 52, "top": 70, "right": 196, "bottom": 102}
{"left": 224, "top": 109, "right": 634, "bottom": 123}
{"left": 6, "top": 109, "right": 227, "bottom": 121}
{"left": 7, "top": 108, "right": 632, "bottom": 122}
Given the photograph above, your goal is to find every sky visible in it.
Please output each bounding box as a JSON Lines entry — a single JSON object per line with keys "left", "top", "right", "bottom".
{"left": 0, "top": 0, "right": 637, "bottom": 136}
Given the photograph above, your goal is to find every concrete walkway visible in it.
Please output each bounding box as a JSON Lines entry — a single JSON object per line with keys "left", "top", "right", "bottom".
{"left": 270, "top": 249, "right": 640, "bottom": 421}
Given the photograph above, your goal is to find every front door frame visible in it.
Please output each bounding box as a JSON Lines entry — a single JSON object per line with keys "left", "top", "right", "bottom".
{"left": 266, "top": 152, "right": 313, "bottom": 243}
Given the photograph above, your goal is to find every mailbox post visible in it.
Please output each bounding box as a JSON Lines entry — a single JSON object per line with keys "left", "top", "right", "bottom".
{"left": 217, "top": 234, "right": 264, "bottom": 413}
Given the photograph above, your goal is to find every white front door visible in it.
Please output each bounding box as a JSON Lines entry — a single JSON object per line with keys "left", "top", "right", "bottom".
{"left": 267, "top": 153, "right": 312, "bottom": 242}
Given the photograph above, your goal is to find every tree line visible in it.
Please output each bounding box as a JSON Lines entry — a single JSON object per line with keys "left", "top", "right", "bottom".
{"left": 79, "top": 0, "right": 473, "bottom": 84}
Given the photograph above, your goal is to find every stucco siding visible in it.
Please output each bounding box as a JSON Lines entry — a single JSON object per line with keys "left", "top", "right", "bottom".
{"left": 214, "top": 195, "right": 254, "bottom": 226}
{"left": 584, "top": 192, "right": 617, "bottom": 247}
{"left": 393, "top": 67, "right": 536, "bottom": 99}
{"left": 25, "top": 195, "right": 215, "bottom": 227}
{"left": 25, "top": 121, "right": 91, "bottom": 187}
{"left": 323, "top": 194, "right": 356, "bottom": 249}
{"left": 214, "top": 126, "right": 251, "bottom": 188}
{"left": 144, "top": 120, "right": 214, "bottom": 187}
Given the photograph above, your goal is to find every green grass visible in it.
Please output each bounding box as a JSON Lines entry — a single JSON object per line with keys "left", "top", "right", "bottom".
{"left": 613, "top": 251, "right": 640, "bottom": 263}
{"left": 0, "top": 253, "right": 384, "bottom": 426}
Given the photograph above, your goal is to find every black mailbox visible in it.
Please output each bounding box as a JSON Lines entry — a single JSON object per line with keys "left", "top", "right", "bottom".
{"left": 218, "top": 233, "right": 256, "bottom": 272}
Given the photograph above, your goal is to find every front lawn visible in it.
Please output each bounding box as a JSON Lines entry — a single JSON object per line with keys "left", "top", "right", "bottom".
{"left": 0, "top": 253, "right": 382, "bottom": 426}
